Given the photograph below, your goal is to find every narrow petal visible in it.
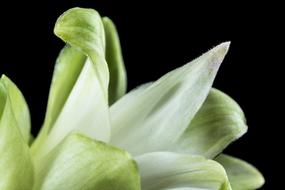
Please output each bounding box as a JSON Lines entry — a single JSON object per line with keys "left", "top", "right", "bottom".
{"left": 54, "top": 7, "right": 109, "bottom": 96}
{"left": 1, "top": 75, "right": 31, "bottom": 143}
{"left": 32, "top": 8, "right": 111, "bottom": 160}
{"left": 37, "top": 45, "right": 86, "bottom": 137}
{"left": 136, "top": 152, "right": 231, "bottom": 190}
{"left": 33, "top": 133, "right": 141, "bottom": 190}
{"left": 215, "top": 154, "right": 265, "bottom": 190}
{"left": 110, "top": 42, "right": 230, "bottom": 156}
{"left": 32, "top": 57, "right": 110, "bottom": 162}
{"left": 171, "top": 88, "right": 247, "bottom": 158}
{"left": 103, "top": 17, "right": 127, "bottom": 104}
{"left": 31, "top": 46, "right": 86, "bottom": 152}
{"left": 0, "top": 77, "right": 33, "bottom": 190}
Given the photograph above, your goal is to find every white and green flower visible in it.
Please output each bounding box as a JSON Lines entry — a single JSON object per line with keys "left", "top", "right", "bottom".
{"left": 0, "top": 7, "right": 264, "bottom": 190}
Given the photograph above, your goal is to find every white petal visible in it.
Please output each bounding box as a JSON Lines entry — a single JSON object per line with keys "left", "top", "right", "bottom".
{"left": 136, "top": 152, "right": 231, "bottom": 190}
{"left": 33, "top": 59, "right": 110, "bottom": 163}
{"left": 49, "top": 59, "right": 110, "bottom": 142}
{"left": 110, "top": 42, "right": 230, "bottom": 156}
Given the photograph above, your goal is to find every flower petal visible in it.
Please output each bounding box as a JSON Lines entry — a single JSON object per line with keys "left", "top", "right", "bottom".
{"left": 215, "top": 154, "right": 264, "bottom": 190}
{"left": 103, "top": 17, "right": 127, "bottom": 105}
{"left": 34, "top": 133, "right": 141, "bottom": 190}
{"left": 171, "top": 88, "right": 247, "bottom": 158}
{"left": 32, "top": 56, "right": 110, "bottom": 162}
{"left": 0, "top": 77, "right": 33, "bottom": 190}
{"left": 32, "top": 8, "right": 111, "bottom": 161}
{"left": 54, "top": 7, "right": 109, "bottom": 96}
{"left": 0, "top": 75, "right": 31, "bottom": 143}
{"left": 111, "top": 82, "right": 153, "bottom": 110}
{"left": 31, "top": 46, "right": 85, "bottom": 152}
{"left": 110, "top": 42, "right": 230, "bottom": 156}
{"left": 37, "top": 45, "right": 86, "bottom": 138}
{"left": 135, "top": 152, "right": 231, "bottom": 190}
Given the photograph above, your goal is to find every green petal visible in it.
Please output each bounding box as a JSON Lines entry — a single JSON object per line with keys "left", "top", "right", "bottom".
{"left": 135, "top": 152, "right": 231, "bottom": 190}
{"left": 171, "top": 88, "right": 247, "bottom": 158}
{"left": 103, "top": 17, "right": 127, "bottom": 105}
{"left": 54, "top": 7, "right": 109, "bottom": 97}
{"left": 110, "top": 42, "right": 230, "bottom": 156}
{"left": 38, "top": 45, "right": 86, "bottom": 137}
{"left": 0, "top": 75, "right": 31, "bottom": 143}
{"left": 31, "top": 46, "right": 85, "bottom": 152}
{"left": 31, "top": 52, "right": 111, "bottom": 163}
{"left": 33, "top": 133, "right": 141, "bottom": 190}
{"left": 0, "top": 77, "right": 33, "bottom": 190}
{"left": 215, "top": 154, "right": 264, "bottom": 190}
{"left": 32, "top": 8, "right": 112, "bottom": 160}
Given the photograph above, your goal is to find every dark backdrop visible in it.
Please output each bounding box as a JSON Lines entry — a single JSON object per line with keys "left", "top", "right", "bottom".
{"left": 1, "top": 1, "right": 281, "bottom": 189}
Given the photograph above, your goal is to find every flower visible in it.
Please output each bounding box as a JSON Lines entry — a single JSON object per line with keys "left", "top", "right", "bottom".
{"left": 0, "top": 7, "right": 264, "bottom": 190}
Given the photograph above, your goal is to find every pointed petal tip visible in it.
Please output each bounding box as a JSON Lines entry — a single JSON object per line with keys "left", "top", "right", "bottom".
{"left": 0, "top": 74, "right": 7, "bottom": 80}
{"left": 219, "top": 41, "right": 231, "bottom": 53}
{"left": 214, "top": 41, "right": 231, "bottom": 57}
{"left": 220, "top": 41, "right": 231, "bottom": 48}
{"left": 205, "top": 41, "right": 231, "bottom": 71}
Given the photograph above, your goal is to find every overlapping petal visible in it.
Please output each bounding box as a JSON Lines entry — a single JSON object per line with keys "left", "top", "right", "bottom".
{"left": 1, "top": 75, "right": 31, "bottom": 143}
{"left": 171, "top": 88, "right": 247, "bottom": 158}
{"left": 103, "top": 17, "right": 127, "bottom": 104}
{"left": 110, "top": 42, "right": 230, "bottom": 156}
{"left": 136, "top": 152, "right": 231, "bottom": 190}
{"left": 0, "top": 76, "right": 33, "bottom": 190}
{"left": 33, "top": 133, "right": 140, "bottom": 190}
{"left": 31, "top": 8, "right": 111, "bottom": 163}
{"left": 54, "top": 7, "right": 109, "bottom": 95}
{"left": 215, "top": 154, "right": 265, "bottom": 190}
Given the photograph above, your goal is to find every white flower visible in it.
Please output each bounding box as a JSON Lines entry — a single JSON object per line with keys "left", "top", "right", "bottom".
{"left": 0, "top": 7, "right": 264, "bottom": 190}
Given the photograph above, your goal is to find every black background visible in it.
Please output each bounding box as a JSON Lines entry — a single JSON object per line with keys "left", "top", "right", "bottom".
{"left": 0, "top": 1, "right": 282, "bottom": 189}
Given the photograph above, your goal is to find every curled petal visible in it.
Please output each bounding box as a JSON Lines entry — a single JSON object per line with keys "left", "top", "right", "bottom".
{"left": 215, "top": 154, "right": 265, "bottom": 190}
